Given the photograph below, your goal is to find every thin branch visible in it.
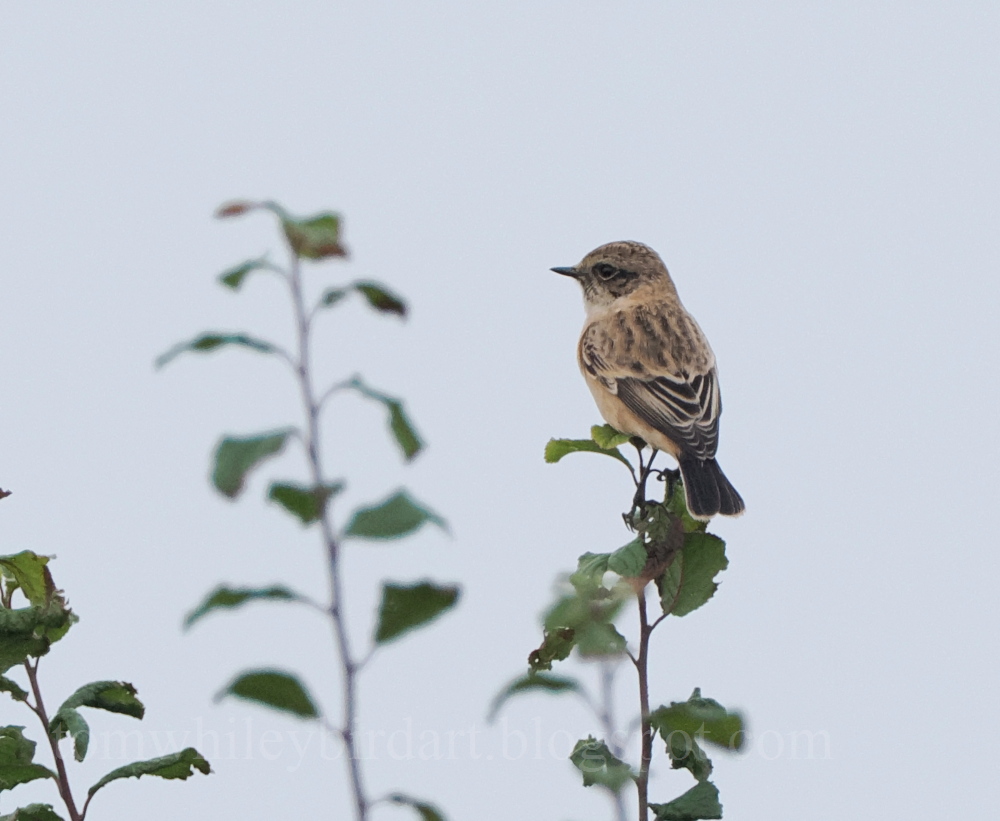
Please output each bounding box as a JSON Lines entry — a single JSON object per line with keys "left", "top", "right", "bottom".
{"left": 624, "top": 715, "right": 643, "bottom": 746}
{"left": 597, "top": 662, "right": 628, "bottom": 821}
{"left": 320, "top": 717, "right": 344, "bottom": 739}
{"left": 259, "top": 259, "right": 290, "bottom": 279}
{"left": 635, "top": 587, "right": 653, "bottom": 821}
{"left": 631, "top": 446, "right": 661, "bottom": 517}
{"left": 269, "top": 345, "right": 298, "bottom": 369}
{"left": 570, "top": 681, "right": 602, "bottom": 725}
{"left": 80, "top": 789, "right": 97, "bottom": 820}
{"left": 633, "top": 444, "right": 645, "bottom": 489}
{"left": 24, "top": 658, "right": 81, "bottom": 821}
{"left": 316, "top": 377, "right": 359, "bottom": 411}
{"left": 286, "top": 250, "right": 368, "bottom": 821}
{"left": 355, "top": 645, "right": 377, "bottom": 671}
{"left": 298, "top": 594, "right": 333, "bottom": 617}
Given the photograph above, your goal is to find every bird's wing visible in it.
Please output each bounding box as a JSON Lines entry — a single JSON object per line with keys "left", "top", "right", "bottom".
{"left": 615, "top": 371, "right": 720, "bottom": 459}
{"left": 579, "top": 322, "right": 720, "bottom": 460}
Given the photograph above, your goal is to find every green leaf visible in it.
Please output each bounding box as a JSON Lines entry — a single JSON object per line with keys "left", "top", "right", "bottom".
{"left": 543, "top": 602, "right": 626, "bottom": 660}
{"left": 216, "top": 670, "right": 318, "bottom": 719}
{"left": 488, "top": 673, "right": 582, "bottom": 722}
{"left": 318, "top": 287, "right": 347, "bottom": 307}
{"left": 0, "top": 604, "right": 76, "bottom": 674}
{"left": 218, "top": 257, "right": 270, "bottom": 290}
{"left": 649, "top": 689, "right": 744, "bottom": 752}
{"left": 591, "top": 424, "right": 632, "bottom": 449}
{"left": 621, "top": 503, "right": 686, "bottom": 581}
{"left": 0, "top": 677, "right": 28, "bottom": 703}
{"left": 87, "top": 747, "right": 210, "bottom": 799}
{"left": 569, "top": 737, "right": 634, "bottom": 792}
{"left": 542, "top": 553, "right": 629, "bottom": 662}
{"left": 0, "top": 553, "right": 55, "bottom": 607}
{"left": 665, "top": 733, "right": 713, "bottom": 782}
{"left": 347, "top": 379, "right": 424, "bottom": 461}
{"left": 184, "top": 585, "right": 307, "bottom": 630}
{"left": 344, "top": 491, "right": 445, "bottom": 540}
{"left": 630, "top": 500, "right": 683, "bottom": 546}
{"left": 608, "top": 538, "right": 647, "bottom": 578}
{"left": 353, "top": 281, "right": 407, "bottom": 317}
{"left": 48, "top": 709, "right": 88, "bottom": 763}
{"left": 574, "top": 622, "right": 628, "bottom": 658}
{"left": 280, "top": 211, "right": 346, "bottom": 260}
{"left": 155, "top": 333, "right": 280, "bottom": 369}
{"left": 0, "top": 727, "right": 56, "bottom": 794}
{"left": 568, "top": 552, "right": 611, "bottom": 593}
{"left": 0, "top": 804, "right": 65, "bottom": 821}
{"left": 317, "top": 282, "right": 408, "bottom": 316}
{"left": 387, "top": 402, "right": 423, "bottom": 461}
{"left": 211, "top": 430, "right": 292, "bottom": 499}
{"left": 650, "top": 781, "right": 722, "bottom": 820}
{"left": 657, "top": 533, "right": 728, "bottom": 618}
{"left": 50, "top": 682, "right": 144, "bottom": 763}
{"left": 267, "top": 482, "right": 343, "bottom": 525}
{"left": 544, "top": 438, "right": 632, "bottom": 471}
{"left": 387, "top": 793, "right": 445, "bottom": 821}
{"left": 527, "top": 628, "right": 576, "bottom": 673}
{"left": 375, "top": 582, "right": 459, "bottom": 644}
{"left": 551, "top": 557, "right": 627, "bottom": 622}
{"left": 58, "top": 681, "right": 144, "bottom": 719}
{"left": 0, "top": 622, "right": 49, "bottom": 674}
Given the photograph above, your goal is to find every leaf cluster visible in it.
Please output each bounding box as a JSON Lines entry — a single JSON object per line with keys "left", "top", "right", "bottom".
{"left": 0, "top": 553, "right": 209, "bottom": 820}
{"left": 499, "top": 426, "right": 744, "bottom": 818}
{"left": 0, "top": 552, "right": 76, "bottom": 675}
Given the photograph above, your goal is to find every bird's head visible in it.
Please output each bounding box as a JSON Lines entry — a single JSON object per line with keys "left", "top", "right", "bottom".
{"left": 551, "top": 241, "right": 676, "bottom": 311}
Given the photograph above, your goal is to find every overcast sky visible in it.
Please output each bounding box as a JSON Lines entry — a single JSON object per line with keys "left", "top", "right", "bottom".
{"left": 2, "top": 2, "right": 999, "bottom": 819}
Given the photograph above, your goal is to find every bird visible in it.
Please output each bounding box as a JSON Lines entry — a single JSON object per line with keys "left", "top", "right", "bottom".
{"left": 552, "top": 241, "right": 744, "bottom": 520}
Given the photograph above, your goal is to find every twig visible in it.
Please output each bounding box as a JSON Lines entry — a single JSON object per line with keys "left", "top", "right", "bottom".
{"left": 355, "top": 645, "right": 380, "bottom": 672}
{"left": 630, "top": 445, "right": 660, "bottom": 519}
{"left": 597, "top": 662, "right": 628, "bottom": 821}
{"left": 635, "top": 585, "right": 653, "bottom": 821}
{"left": 316, "top": 377, "right": 359, "bottom": 411}
{"left": 286, "top": 252, "right": 368, "bottom": 821}
{"left": 23, "top": 658, "right": 82, "bottom": 821}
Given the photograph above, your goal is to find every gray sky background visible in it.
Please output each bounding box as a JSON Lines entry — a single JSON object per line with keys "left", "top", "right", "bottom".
{"left": 2, "top": 2, "right": 999, "bottom": 819}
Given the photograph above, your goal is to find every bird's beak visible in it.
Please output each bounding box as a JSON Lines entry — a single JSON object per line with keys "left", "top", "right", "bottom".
{"left": 551, "top": 266, "right": 580, "bottom": 278}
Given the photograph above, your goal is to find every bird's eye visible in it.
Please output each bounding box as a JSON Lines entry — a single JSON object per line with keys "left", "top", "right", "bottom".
{"left": 593, "top": 263, "right": 618, "bottom": 280}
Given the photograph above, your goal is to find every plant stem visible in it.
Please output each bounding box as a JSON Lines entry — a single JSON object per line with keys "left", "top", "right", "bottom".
{"left": 24, "top": 659, "right": 81, "bottom": 821}
{"left": 630, "top": 445, "right": 659, "bottom": 520}
{"left": 635, "top": 586, "right": 653, "bottom": 821}
{"left": 597, "top": 662, "right": 627, "bottom": 821}
{"left": 287, "top": 254, "right": 368, "bottom": 821}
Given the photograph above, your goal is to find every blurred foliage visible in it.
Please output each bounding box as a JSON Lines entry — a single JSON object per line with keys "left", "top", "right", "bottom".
{"left": 0, "top": 552, "right": 209, "bottom": 820}
{"left": 159, "top": 201, "right": 458, "bottom": 821}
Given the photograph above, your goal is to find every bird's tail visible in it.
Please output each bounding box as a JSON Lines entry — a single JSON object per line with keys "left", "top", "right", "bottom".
{"left": 677, "top": 454, "right": 745, "bottom": 520}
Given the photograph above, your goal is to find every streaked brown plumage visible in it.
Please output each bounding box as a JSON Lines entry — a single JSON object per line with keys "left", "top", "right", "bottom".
{"left": 552, "top": 241, "right": 744, "bottom": 519}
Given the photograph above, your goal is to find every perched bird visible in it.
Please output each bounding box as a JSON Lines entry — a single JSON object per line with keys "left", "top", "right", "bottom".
{"left": 552, "top": 241, "right": 744, "bottom": 520}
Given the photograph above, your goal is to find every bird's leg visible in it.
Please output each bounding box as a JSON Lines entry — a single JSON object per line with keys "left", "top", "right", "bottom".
{"left": 624, "top": 443, "right": 646, "bottom": 529}
{"left": 629, "top": 443, "right": 659, "bottom": 524}
{"left": 655, "top": 467, "right": 681, "bottom": 502}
